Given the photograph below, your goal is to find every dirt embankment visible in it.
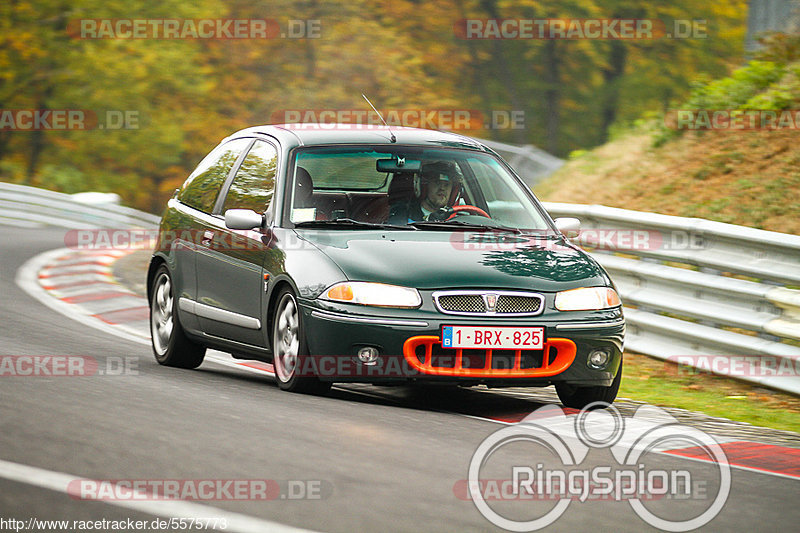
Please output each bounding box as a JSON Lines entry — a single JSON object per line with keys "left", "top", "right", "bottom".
{"left": 535, "top": 128, "right": 800, "bottom": 235}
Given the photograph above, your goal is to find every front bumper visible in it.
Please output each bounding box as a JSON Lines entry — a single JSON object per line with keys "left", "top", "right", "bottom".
{"left": 300, "top": 302, "right": 624, "bottom": 387}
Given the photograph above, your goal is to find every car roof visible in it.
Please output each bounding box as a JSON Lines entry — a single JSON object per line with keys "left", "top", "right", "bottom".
{"left": 226, "top": 124, "right": 492, "bottom": 152}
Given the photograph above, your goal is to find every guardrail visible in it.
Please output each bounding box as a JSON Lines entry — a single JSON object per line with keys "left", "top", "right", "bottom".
{"left": 478, "top": 138, "right": 564, "bottom": 187}
{"left": 0, "top": 182, "right": 160, "bottom": 229}
{"left": 544, "top": 202, "right": 800, "bottom": 395}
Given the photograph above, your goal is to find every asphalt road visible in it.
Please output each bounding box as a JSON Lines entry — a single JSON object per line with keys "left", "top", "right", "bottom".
{"left": 1, "top": 227, "right": 798, "bottom": 532}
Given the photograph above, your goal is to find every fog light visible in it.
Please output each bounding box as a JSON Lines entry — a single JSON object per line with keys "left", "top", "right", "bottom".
{"left": 357, "top": 346, "right": 380, "bottom": 365}
{"left": 587, "top": 348, "right": 610, "bottom": 370}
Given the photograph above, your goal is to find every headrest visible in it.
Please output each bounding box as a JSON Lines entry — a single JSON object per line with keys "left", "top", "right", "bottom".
{"left": 388, "top": 172, "right": 415, "bottom": 201}
{"left": 294, "top": 167, "right": 314, "bottom": 204}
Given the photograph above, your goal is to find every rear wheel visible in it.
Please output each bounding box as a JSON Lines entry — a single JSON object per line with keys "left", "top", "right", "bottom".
{"left": 555, "top": 360, "right": 621, "bottom": 410}
{"left": 272, "top": 288, "right": 331, "bottom": 394}
{"left": 150, "top": 265, "right": 205, "bottom": 369}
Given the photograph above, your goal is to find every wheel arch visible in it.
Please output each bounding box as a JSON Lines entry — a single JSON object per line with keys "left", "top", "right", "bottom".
{"left": 265, "top": 277, "right": 299, "bottom": 351}
{"left": 146, "top": 254, "right": 168, "bottom": 304}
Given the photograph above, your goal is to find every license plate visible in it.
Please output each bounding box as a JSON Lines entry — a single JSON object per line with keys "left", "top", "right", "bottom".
{"left": 441, "top": 326, "right": 545, "bottom": 350}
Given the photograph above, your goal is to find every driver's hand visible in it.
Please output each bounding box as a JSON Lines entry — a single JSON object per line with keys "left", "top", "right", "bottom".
{"left": 427, "top": 206, "right": 454, "bottom": 222}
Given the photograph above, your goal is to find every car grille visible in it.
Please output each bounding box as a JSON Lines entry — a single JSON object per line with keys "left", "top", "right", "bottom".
{"left": 437, "top": 294, "right": 486, "bottom": 313}
{"left": 434, "top": 291, "right": 544, "bottom": 316}
{"left": 496, "top": 295, "right": 542, "bottom": 314}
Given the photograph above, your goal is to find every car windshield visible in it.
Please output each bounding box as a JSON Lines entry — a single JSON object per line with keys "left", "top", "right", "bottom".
{"left": 288, "top": 146, "right": 552, "bottom": 231}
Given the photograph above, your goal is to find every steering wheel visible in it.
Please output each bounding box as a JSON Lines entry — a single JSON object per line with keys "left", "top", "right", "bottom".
{"left": 446, "top": 204, "right": 491, "bottom": 220}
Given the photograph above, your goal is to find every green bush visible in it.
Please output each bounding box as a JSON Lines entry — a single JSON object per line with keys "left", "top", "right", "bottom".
{"left": 0, "top": 160, "right": 26, "bottom": 183}
{"left": 744, "top": 63, "right": 800, "bottom": 109}
{"left": 684, "top": 61, "right": 785, "bottom": 110}
{"left": 653, "top": 59, "right": 796, "bottom": 147}
{"left": 36, "top": 165, "right": 92, "bottom": 194}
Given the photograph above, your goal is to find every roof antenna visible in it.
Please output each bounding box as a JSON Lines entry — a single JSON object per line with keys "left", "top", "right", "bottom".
{"left": 362, "top": 93, "right": 396, "bottom": 143}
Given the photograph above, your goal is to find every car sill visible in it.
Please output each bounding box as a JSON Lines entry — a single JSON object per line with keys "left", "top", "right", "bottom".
{"left": 179, "top": 298, "right": 261, "bottom": 330}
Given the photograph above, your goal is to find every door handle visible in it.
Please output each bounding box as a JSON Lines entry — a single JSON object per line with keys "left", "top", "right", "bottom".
{"left": 201, "top": 230, "right": 213, "bottom": 246}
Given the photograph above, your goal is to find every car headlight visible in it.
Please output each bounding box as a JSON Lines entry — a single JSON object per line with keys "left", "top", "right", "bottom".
{"left": 555, "top": 287, "right": 621, "bottom": 311}
{"left": 321, "top": 282, "right": 422, "bottom": 308}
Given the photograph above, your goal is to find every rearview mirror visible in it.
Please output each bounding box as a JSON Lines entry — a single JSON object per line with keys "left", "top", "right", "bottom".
{"left": 224, "top": 209, "right": 264, "bottom": 231}
{"left": 376, "top": 158, "right": 421, "bottom": 172}
{"left": 554, "top": 217, "right": 581, "bottom": 239}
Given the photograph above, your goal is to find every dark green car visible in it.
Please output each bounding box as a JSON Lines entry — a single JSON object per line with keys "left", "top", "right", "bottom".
{"left": 147, "top": 124, "right": 624, "bottom": 408}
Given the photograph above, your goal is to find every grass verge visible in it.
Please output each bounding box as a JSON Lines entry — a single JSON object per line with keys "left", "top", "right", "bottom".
{"left": 621, "top": 351, "right": 800, "bottom": 433}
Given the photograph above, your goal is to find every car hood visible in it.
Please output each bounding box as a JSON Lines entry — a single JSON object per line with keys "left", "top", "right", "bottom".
{"left": 296, "top": 230, "right": 609, "bottom": 292}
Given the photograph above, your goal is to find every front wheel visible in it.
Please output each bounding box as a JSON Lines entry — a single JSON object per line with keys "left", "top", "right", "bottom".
{"left": 555, "top": 360, "right": 621, "bottom": 409}
{"left": 149, "top": 265, "right": 205, "bottom": 369}
{"left": 271, "top": 288, "right": 331, "bottom": 394}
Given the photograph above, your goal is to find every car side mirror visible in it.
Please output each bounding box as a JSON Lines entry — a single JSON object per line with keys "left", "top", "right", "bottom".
{"left": 224, "top": 209, "right": 264, "bottom": 230}
{"left": 554, "top": 217, "right": 581, "bottom": 239}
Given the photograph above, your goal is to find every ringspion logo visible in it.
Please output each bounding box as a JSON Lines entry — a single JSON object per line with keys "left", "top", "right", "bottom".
{"left": 465, "top": 404, "right": 730, "bottom": 531}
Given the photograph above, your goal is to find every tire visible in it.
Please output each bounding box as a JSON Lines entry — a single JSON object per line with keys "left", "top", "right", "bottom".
{"left": 149, "top": 265, "right": 206, "bottom": 369}
{"left": 271, "top": 288, "right": 331, "bottom": 394}
{"left": 555, "top": 359, "right": 622, "bottom": 410}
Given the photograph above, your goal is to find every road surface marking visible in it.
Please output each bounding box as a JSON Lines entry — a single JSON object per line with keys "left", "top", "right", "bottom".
{"left": 0, "top": 458, "right": 318, "bottom": 533}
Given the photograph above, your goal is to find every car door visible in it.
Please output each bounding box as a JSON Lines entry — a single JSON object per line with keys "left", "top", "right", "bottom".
{"left": 171, "top": 137, "right": 252, "bottom": 332}
{"left": 195, "top": 139, "right": 279, "bottom": 347}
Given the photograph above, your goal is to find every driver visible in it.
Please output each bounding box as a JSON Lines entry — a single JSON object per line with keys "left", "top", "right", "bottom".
{"left": 411, "top": 161, "right": 462, "bottom": 221}
{"left": 419, "top": 161, "right": 459, "bottom": 219}
{"left": 387, "top": 161, "right": 464, "bottom": 223}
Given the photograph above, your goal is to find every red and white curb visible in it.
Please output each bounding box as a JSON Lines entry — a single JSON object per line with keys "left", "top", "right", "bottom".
{"left": 15, "top": 246, "right": 276, "bottom": 376}
{"left": 17, "top": 247, "right": 152, "bottom": 345}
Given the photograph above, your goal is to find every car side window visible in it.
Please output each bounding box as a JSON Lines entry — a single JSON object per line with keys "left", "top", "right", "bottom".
{"left": 178, "top": 138, "right": 250, "bottom": 214}
{"left": 222, "top": 140, "right": 278, "bottom": 214}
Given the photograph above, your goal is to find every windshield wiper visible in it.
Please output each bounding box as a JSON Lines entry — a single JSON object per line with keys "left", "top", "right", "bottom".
{"left": 294, "top": 218, "right": 416, "bottom": 230}
{"left": 516, "top": 230, "right": 562, "bottom": 239}
{"left": 408, "top": 220, "right": 523, "bottom": 233}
